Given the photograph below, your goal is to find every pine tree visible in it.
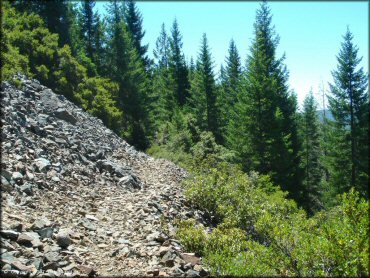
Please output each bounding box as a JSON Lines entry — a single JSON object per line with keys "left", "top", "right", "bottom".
{"left": 219, "top": 39, "right": 242, "bottom": 142}
{"left": 168, "top": 19, "right": 190, "bottom": 106}
{"left": 326, "top": 27, "right": 369, "bottom": 198}
{"left": 106, "top": 0, "right": 150, "bottom": 149}
{"left": 79, "top": 0, "right": 97, "bottom": 62}
{"left": 124, "top": 0, "right": 150, "bottom": 69}
{"left": 228, "top": 2, "right": 302, "bottom": 199}
{"left": 188, "top": 34, "right": 220, "bottom": 141}
{"left": 299, "top": 91, "right": 323, "bottom": 214}
{"left": 151, "top": 23, "right": 176, "bottom": 128}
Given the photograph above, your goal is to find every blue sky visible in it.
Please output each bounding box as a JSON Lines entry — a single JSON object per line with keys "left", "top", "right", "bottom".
{"left": 95, "top": 1, "right": 368, "bottom": 108}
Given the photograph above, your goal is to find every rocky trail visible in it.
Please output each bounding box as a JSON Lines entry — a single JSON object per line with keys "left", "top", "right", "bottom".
{"left": 0, "top": 75, "right": 209, "bottom": 277}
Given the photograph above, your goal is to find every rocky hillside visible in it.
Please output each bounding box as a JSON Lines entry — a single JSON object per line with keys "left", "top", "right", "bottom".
{"left": 0, "top": 75, "right": 208, "bottom": 277}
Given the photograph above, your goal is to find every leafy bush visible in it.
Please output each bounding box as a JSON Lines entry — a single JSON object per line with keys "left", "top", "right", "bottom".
{"left": 176, "top": 162, "right": 369, "bottom": 277}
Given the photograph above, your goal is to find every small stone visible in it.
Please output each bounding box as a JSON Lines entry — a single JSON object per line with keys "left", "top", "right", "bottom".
{"left": 43, "top": 262, "right": 59, "bottom": 271}
{"left": 180, "top": 253, "right": 201, "bottom": 266}
{"left": 80, "top": 219, "right": 96, "bottom": 231}
{"left": 19, "top": 183, "right": 34, "bottom": 196}
{"left": 186, "top": 269, "right": 201, "bottom": 278}
{"left": 85, "top": 215, "right": 99, "bottom": 222}
{"left": 17, "top": 233, "right": 34, "bottom": 247}
{"left": 0, "top": 230, "right": 19, "bottom": 240}
{"left": 32, "top": 218, "right": 51, "bottom": 230}
{"left": 78, "top": 265, "right": 96, "bottom": 277}
{"left": 1, "top": 176, "right": 12, "bottom": 192}
{"left": 160, "top": 250, "right": 177, "bottom": 267}
{"left": 56, "top": 232, "right": 71, "bottom": 248}
{"left": 37, "top": 227, "right": 54, "bottom": 239}
{"left": 44, "top": 251, "right": 61, "bottom": 263}
{"left": 11, "top": 172, "right": 23, "bottom": 183}
{"left": 34, "top": 158, "right": 51, "bottom": 172}
{"left": 11, "top": 261, "right": 34, "bottom": 273}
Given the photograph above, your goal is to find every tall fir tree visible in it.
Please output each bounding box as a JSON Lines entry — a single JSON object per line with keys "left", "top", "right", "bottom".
{"left": 151, "top": 23, "right": 176, "bottom": 128}
{"left": 188, "top": 34, "right": 221, "bottom": 141}
{"left": 168, "top": 19, "right": 190, "bottom": 106}
{"left": 79, "top": 0, "right": 98, "bottom": 63}
{"left": 106, "top": 0, "right": 150, "bottom": 149}
{"left": 219, "top": 39, "right": 242, "bottom": 142}
{"left": 228, "top": 2, "right": 302, "bottom": 200}
{"left": 326, "top": 27, "right": 369, "bottom": 198}
{"left": 124, "top": 0, "right": 150, "bottom": 69}
{"left": 299, "top": 91, "right": 323, "bottom": 214}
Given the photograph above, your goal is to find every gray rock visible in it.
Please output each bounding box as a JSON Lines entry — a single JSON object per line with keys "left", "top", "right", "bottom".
{"left": 11, "top": 172, "right": 23, "bottom": 183}
{"left": 186, "top": 269, "right": 201, "bottom": 278}
{"left": 17, "top": 232, "right": 40, "bottom": 248}
{"left": 56, "top": 232, "right": 71, "bottom": 248}
{"left": 0, "top": 230, "right": 19, "bottom": 240}
{"left": 19, "top": 183, "right": 33, "bottom": 196}
{"left": 80, "top": 219, "right": 96, "bottom": 231}
{"left": 37, "top": 227, "right": 54, "bottom": 239}
{"left": 32, "top": 218, "right": 51, "bottom": 230}
{"left": 1, "top": 176, "right": 12, "bottom": 192}
{"left": 1, "top": 252, "right": 17, "bottom": 264}
{"left": 95, "top": 159, "right": 131, "bottom": 177}
{"left": 44, "top": 251, "right": 61, "bottom": 263}
{"left": 34, "top": 158, "right": 51, "bottom": 172}
{"left": 160, "top": 250, "right": 177, "bottom": 267}
{"left": 54, "top": 108, "right": 77, "bottom": 125}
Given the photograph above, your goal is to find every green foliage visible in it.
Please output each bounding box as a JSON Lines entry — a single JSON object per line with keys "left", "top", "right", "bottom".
{"left": 326, "top": 27, "right": 369, "bottom": 198}
{"left": 188, "top": 34, "right": 221, "bottom": 142}
{"left": 177, "top": 161, "right": 369, "bottom": 277}
{"left": 76, "top": 77, "right": 123, "bottom": 131}
{"left": 227, "top": 2, "right": 302, "bottom": 201}
{"left": 298, "top": 91, "right": 324, "bottom": 214}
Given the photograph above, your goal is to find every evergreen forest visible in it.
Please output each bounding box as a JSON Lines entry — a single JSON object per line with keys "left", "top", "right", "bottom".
{"left": 2, "top": 1, "right": 369, "bottom": 276}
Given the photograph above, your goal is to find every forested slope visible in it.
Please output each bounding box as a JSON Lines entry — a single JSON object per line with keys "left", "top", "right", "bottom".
{"left": 1, "top": 1, "right": 369, "bottom": 276}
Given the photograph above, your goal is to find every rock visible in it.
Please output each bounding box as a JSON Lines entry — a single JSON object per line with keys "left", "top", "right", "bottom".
{"left": 34, "top": 158, "right": 51, "bottom": 172}
{"left": 19, "top": 183, "right": 33, "bottom": 196}
{"left": 160, "top": 250, "right": 177, "bottom": 267}
{"left": 0, "top": 230, "right": 19, "bottom": 240}
{"left": 85, "top": 215, "right": 99, "bottom": 222}
{"left": 56, "top": 232, "right": 71, "bottom": 248}
{"left": 96, "top": 160, "right": 130, "bottom": 177}
{"left": 180, "top": 253, "right": 201, "bottom": 266}
{"left": 42, "top": 262, "right": 59, "bottom": 271}
{"left": 32, "top": 218, "right": 52, "bottom": 230}
{"left": 1, "top": 176, "right": 12, "bottom": 192}
{"left": 16, "top": 233, "right": 34, "bottom": 247}
{"left": 11, "top": 261, "right": 34, "bottom": 273}
{"left": 44, "top": 252, "right": 61, "bottom": 263}
{"left": 11, "top": 172, "right": 23, "bottom": 183}
{"left": 53, "top": 108, "right": 77, "bottom": 125}
{"left": 37, "top": 227, "right": 54, "bottom": 239}
{"left": 1, "top": 252, "right": 17, "bottom": 265}
{"left": 186, "top": 269, "right": 201, "bottom": 278}
{"left": 80, "top": 219, "right": 96, "bottom": 231}
{"left": 77, "top": 265, "right": 96, "bottom": 277}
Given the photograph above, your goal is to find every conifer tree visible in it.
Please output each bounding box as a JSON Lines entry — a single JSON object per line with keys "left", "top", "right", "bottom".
{"left": 106, "top": 0, "right": 150, "bottom": 149}
{"left": 188, "top": 34, "right": 220, "bottom": 141}
{"left": 151, "top": 23, "right": 176, "bottom": 127}
{"left": 168, "top": 19, "right": 190, "bottom": 106}
{"left": 228, "top": 2, "right": 302, "bottom": 199}
{"left": 124, "top": 0, "right": 150, "bottom": 69}
{"left": 79, "top": 0, "right": 97, "bottom": 62}
{"left": 326, "top": 28, "right": 369, "bottom": 197}
{"left": 219, "top": 39, "right": 242, "bottom": 142}
{"left": 299, "top": 91, "right": 323, "bottom": 214}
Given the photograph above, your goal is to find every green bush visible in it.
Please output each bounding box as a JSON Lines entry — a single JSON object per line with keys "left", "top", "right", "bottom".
{"left": 176, "top": 162, "right": 369, "bottom": 277}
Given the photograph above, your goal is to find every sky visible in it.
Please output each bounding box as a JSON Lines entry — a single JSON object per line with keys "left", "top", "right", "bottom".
{"left": 95, "top": 1, "right": 369, "bottom": 109}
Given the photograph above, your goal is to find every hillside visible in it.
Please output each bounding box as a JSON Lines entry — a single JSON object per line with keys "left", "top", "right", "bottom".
{"left": 0, "top": 75, "right": 209, "bottom": 277}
